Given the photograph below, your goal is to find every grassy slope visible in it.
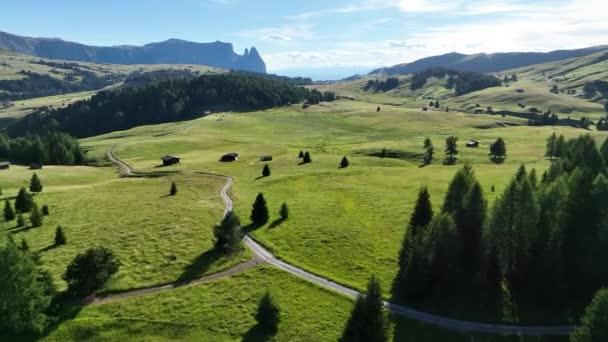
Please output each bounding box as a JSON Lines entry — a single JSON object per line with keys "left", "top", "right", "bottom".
{"left": 314, "top": 53, "right": 607, "bottom": 119}
{"left": 81, "top": 100, "right": 608, "bottom": 316}
{"left": 44, "top": 266, "right": 563, "bottom": 342}
{"left": 0, "top": 165, "right": 250, "bottom": 292}
{"left": 0, "top": 49, "right": 225, "bottom": 121}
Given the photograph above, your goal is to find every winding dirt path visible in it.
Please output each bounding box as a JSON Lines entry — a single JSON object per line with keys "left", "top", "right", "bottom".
{"left": 101, "top": 147, "right": 575, "bottom": 336}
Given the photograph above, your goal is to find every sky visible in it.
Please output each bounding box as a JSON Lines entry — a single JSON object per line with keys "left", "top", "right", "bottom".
{"left": 1, "top": 0, "right": 607, "bottom": 79}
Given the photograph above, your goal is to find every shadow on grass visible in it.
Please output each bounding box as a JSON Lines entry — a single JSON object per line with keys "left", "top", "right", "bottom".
{"left": 36, "top": 292, "right": 86, "bottom": 341}
{"left": 39, "top": 244, "right": 58, "bottom": 253}
{"left": 177, "top": 248, "right": 222, "bottom": 282}
{"left": 443, "top": 158, "right": 458, "bottom": 165}
{"left": 159, "top": 194, "right": 173, "bottom": 199}
{"left": 7, "top": 225, "right": 31, "bottom": 234}
{"left": 243, "top": 223, "right": 265, "bottom": 234}
{"left": 268, "top": 218, "right": 285, "bottom": 229}
{"left": 241, "top": 324, "right": 276, "bottom": 342}
{"left": 254, "top": 175, "right": 267, "bottom": 181}
{"left": 490, "top": 157, "right": 506, "bottom": 164}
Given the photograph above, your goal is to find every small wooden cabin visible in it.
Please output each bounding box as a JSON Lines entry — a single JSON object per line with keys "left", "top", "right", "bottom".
{"left": 161, "top": 155, "right": 181, "bottom": 166}
{"left": 221, "top": 153, "right": 239, "bottom": 162}
{"left": 466, "top": 140, "right": 479, "bottom": 148}
{"left": 260, "top": 156, "right": 273, "bottom": 162}
{"left": 0, "top": 161, "right": 9, "bottom": 170}
{"left": 30, "top": 163, "right": 43, "bottom": 170}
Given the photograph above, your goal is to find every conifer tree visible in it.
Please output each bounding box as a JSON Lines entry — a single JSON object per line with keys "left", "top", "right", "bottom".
{"left": 262, "top": 164, "right": 271, "bottom": 177}
{"left": 255, "top": 292, "right": 281, "bottom": 332}
{"left": 341, "top": 156, "right": 349, "bottom": 168}
{"left": 213, "top": 211, "right": 243, "bottom": 253}
{"left": 170, "top": 182, "right": 177, "bottom": 196}
{"left": 30, "top": 203, "right": 43, "bottom": 228}
{"left": 490, "top": 138, "right": 507, "bottom": 159}
{"left": 435, "top": 100, "right": 440, "bottom": 109}
{"left": 29, "top": 173, "right": 43, "bottom": 193}
{"left": 444, "top": 136, "right": 458, "bottom": 163}
{"left": 41, "top": 204, "right": 50, "bottom": 216}
{"left": 555, "top": 134, "right": 565, "bottom": 158}
{"left": 442, "top": 164, "right": 475, "bottom": 214}
{"left": 546, "top": 133, "right": 557, "bottom": 159}
{"left": 14, "top": 187, "right": 33, "bottom": 213}
{"left": 303, "top": 151, "right": 312, "bottom": 163}
{"left": 570, "top": 288, "right": 608, "bottom": 342}
{"left": 3, "top": 199, "right": 15, "bottom": 222}
{"left": 528, "top": 168, "right": 538, "bottom": 188}
{"left": 423, "top": 138, "right": 434, "bottom": 165}
{"left": 408, "top": 186, "right": 434, "bottom": 237}
{"left": 251, "top": 193, "right": 270, "bottom": 225}
{"left": 16, "top": 213, "right": 25, "bottom": 227}
{"left": 298, "top": 150, "right": 304, "bottom": 158}
{"left": 55, "top": 226, "right": 67, "bottom": 246}
{"left": 279, "top": 202, "right": 289, "bottom": 220}
{"left": 600, "top": 138, "right": 608, "bottom": 165}
{"left": 381, "top": 148, "right": 387, "bottom": 158}
{"left": 341, "top": 275, "right": 387, "bottom": 342}
{"left": 0, "top": 243, "right": 56, "bottom": 334}
{"left": 460, "top": 181, "right": 487, "bottom": 277}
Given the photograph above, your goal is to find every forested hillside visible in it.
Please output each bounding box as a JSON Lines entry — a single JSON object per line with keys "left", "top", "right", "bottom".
{"left": 7, "top": 73, "right": 313, "bottom": 138}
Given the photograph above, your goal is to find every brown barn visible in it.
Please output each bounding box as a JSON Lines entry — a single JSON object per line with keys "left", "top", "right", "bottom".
{"left": 221, "top": 153, "right": 239, "bottom": 162}
{"left": 260, "top": 156, "right": 273, "bottom": 162}
{"left": 466, "top": 140, "right": 479, "bottom": 148}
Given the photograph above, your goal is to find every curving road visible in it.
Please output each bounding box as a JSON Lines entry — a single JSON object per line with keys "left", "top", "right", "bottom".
{"left": 104, "top": 147, "right": 575, "bottom": 336}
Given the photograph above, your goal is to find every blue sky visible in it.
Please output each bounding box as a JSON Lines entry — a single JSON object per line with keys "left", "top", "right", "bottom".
{"left": 1, "top": 0, "right": 607, "bottom": 79}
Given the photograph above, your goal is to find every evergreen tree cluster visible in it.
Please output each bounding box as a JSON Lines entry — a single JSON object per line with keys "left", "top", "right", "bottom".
{"left": 527, "top": 109, "right": 559, "bottom": 126}
{"left": 394, "top": 135, "right": 608, "bottom": 320}
{"left": 7, "top": 73, "right": 314, "bottom": 138}
{"left": 305, "top": 89, "right": 337, "bottom": 105}
{"left": 0, "top": 132, "right": 85, "bottom": 165}
{"left": 0, "top": 69, "right": 115, "bottom": 102}
{"left": 410, "top": 67, "right": 501, "bottom": 95}
{"left": 363, "top": 77, "right": 400, "bottom": 92}
{"left": 545, "top": 132, "right": 566, "bottom": 160}
{"left": 423, "top": 138, "right": 434, "bottom": 165}
{"left": 582, "top": 80, "right": 608, "bottom": 99}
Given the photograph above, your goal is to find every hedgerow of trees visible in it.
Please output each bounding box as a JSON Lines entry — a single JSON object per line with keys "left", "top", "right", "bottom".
{"left": 7, "top": 73, "right": 315, "bottom": 138}
{"left": 0, "top": 133, "right": 85, "bottom": 165}
{"left": 392, "top": 135, "right": 608, "bottom": 321}
{"left": 364, "top": 77, "right": 400, "bottom": 92}
{"left": 410, "top": 67, "right": 501, "bottom": 95}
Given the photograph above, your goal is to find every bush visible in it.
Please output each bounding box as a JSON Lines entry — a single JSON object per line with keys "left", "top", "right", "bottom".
{"left": 262, "top": 164, "right": 271, "bottom": 177}
{"left": 340, "top": 156, "right": 349, "bottom": 168}
{"left": 213, "top": 211, "right": 243, "bottom": 253}
{"left": 55, "top": 226, "right": 67, "bottom": 246}
{"left": 251, "top": 193, "right": 269, "bottom": 225}
{"left": 41, "top": 204, "right": 50, "bottom": 216}
{"left": 62, "top": 247, "right": 119, "bottom": 297}
{"left": 30, "top": 203, "right": 43, "bottom": 228}
{"left": 279, "top": 202, "right": 289, "bottom": 220}
{"left": 303, "top": 152, "right": 312, "bottom": 164}
{"left": 14, "top": 187, "right": 33, "bottom": 213}
{"left": 170, "top": 182, "right": 177, "bottom": 196}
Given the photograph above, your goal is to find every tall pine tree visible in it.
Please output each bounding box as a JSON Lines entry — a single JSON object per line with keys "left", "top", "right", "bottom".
{"left": 14, "top": 188, "right": 33, "bottom": 213}
{"left": 250, "top": 193, "right": 270, "bottom": 225}
{"left": 29, "top": 173, "right": 43, "bottom": 193}
{"left": 341, "top": 275, "right": 387, "bottom": 342}
{"left": 3, "top": 199, "right": 15, "bottom": 222}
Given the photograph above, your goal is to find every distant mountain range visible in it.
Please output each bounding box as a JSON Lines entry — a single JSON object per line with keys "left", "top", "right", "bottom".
{"left": 370, "top": 46, "right": 608, "bottom": 76}
{"left": 0, "top": 31, "right": 266, "bottom": 73}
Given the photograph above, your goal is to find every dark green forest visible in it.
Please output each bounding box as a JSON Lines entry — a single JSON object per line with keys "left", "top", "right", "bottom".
{"left": 393, "top": 134, "right": 608, "bottom": 323}
{"left": 410, "top": 67, "right": 502, "bottom": 95}
{"left": 7, "top": 73, "right": 313, "bottom": 138}
{"left": 0, "top": 133, "right": 85, "bottom": 165}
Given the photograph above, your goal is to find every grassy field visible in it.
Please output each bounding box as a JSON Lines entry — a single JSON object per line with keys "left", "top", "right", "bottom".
{"left": 0, "top": 165, "right": 250, "bottom": 292}
{"left": 43, "top": 266, "right": 565, "bottom": 342}
{"left": 79, "top": 100, "right": 608, "bottom": 309}
{"left": 3, "top": 60, "right": 605, "bottom": 338}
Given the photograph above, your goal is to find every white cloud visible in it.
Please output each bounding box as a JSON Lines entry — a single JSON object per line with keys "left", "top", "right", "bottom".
{"left": 238, "top": 24, "right": 314, "bottom": 41}
{"left": 264, "top": 34, "right": 292, "bottom": 41}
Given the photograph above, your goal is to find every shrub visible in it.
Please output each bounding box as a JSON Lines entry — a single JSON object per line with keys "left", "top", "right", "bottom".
{"left": 55, "top": 226, "right": 67, "bottom": 246}
{"left": 62, "top": 247, "right": 119, "bottom": 297}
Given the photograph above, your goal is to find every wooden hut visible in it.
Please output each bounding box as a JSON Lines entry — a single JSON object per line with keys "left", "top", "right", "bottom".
{"left": 260, "top": 156, "right": 273, "bottom": 162}
{"left": 161, "top": 156, "right": 181, "bottom": 166}
{"left": 221, "top": 153, "right": 239, "bottom": 162}
{"left": 466, "top": 140, "right": 479, "bottom": 148}
{"left": 0, "top": 161, "right": 10, "bottom": 170}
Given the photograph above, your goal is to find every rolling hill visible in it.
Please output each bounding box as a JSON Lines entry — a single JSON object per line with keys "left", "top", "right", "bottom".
{"left": 370, "top": 46, "right": 608, "bottom": 76}
{"left": 0, "top": 31, "right": 266, "bottom": 73}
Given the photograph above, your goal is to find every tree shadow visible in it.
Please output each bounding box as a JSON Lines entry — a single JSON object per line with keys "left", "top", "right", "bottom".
{"left": 268, "top": 218, "right": 285, "bottom": 229}
{"left": 38, "top": 292, "right": 86, "bottom": 341}
{"left": 177, "top": 248, "right": 221, "bottom": 282}
{"left": 443, "top": 158, "right": 458, "bottom": 165}
{"left": 7, "top": 225, "right": 30, "bottom": 234}
{"left": 241, "top": 324, "right": 276, "bottom": 342}
{"left": 243, "top": 223, "right": 265, "bottom": 234}
{"left": 490, "top": 157, "right": 506, "bottom": 164}
{"left": 254, "top": 175, "right": 266, "bottom": 180}
{"left": 39, "top": 244, "right": 58, "bottom": 253}
{"left": 159, "top": 194, "right": 173, "bottom": 199}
